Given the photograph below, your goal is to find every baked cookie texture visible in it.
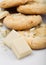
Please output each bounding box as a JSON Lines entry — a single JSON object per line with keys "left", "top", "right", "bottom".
{"left": 17, "top": 2, "right": 46, "bottom": 14}
{"left": 18, "top": 24, "right": 46, "bottom": 49}
{"left": 30, "top": 36, "right": 46, "bottom": 49}
{"left": 33, "top": 0, "right": 46, "bottom": 3}
{"left": 0, "top": 0, "right": 32, "bottom": 8}
{"left": 3, "top": 13, "right": 42, "bottom": 30}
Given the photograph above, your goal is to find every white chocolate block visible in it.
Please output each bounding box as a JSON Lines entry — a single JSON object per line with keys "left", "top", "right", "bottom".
{"left": 3, "top": 30, "right": 21, "bottom": 48}
{"left": 3, "top": 30, "right": 32, "bottom": 59}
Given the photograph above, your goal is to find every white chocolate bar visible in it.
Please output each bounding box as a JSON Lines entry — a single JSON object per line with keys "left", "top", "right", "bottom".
{"left": 3, "top": 30, "right": 32, "bottom": 59}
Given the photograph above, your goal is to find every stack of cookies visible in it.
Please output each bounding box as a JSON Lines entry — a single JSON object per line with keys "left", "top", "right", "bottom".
{"left": 0, "top": 0, "right": 46, "bottom": 59}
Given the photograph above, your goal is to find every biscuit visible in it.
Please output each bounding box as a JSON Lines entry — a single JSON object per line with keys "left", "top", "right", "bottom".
{"left": 3, "top": 13, "right": 42, "bottom": 30}
{"left": 18, "top": 24, "right": 46, "bottom": 49}
{"left": 17, "top": 2, "right": 46, "bottom": 14}
{"left": 33, "top": 0, "right": 46, "bottom": 3}
{"left": 0, "top": 10, "right": 9, "bottom": 19}
{"left": 0, "top": 0, "right": 32, "bottom": 8}
{"left": 30, "top": 36, "right": 46, "bottom": 49}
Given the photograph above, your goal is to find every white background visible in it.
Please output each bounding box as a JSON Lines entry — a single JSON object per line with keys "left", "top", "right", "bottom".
{"left": 0, "top": 40, "right": 46, "bottom": 65}
{"left": 0, "top": 0, "right": 46, "bottom": 64}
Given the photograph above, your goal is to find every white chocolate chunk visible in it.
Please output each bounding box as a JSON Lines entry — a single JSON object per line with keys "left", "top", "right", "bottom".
{"left": 0, "top": 11, "right": 9, "bottom": 19}
{"left": 3, "top": 30, "right": 32, "bottom": 59}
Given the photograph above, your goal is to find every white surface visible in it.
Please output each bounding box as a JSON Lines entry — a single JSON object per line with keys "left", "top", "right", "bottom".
{"left": 0, "top": 41, "right": 46, "bottom": 65}
{"left": 0, "top": 0, "right": 46, "bottom": 64}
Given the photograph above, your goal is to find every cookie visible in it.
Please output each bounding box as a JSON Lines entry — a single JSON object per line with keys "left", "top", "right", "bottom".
{"left": 17, "top": 2, "right": 46, "bottom": 14}
{"left": 33, "top": 0, "right": 46, "bottom": 3}
{"left": 18, "top": 24, "right": 46, "bottom": 49}
{"left": 30, "top": 36, "right": 46, "bottom": 49}
{"left": 3, "top": 13, "right": 42, "bottom": 30}
{"left": 0, "top": 0, "right": 32, "bottom": 8}
{"left": 0, "top": 10, "right": 9, "bottom": 19}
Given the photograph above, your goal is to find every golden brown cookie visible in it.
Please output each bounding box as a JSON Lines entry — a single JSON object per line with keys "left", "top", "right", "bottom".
{"left": 3, "top": 13, "right": 42, "bottom": 30}
{"left": 17, "top": 2, "right": 46, "bottom": 14}
{"left": 18, "top": 24, "right": 46, "bottom": 49}
{"left": 33, "top": 0, "right": 46, "bottom": 3}
{"left": 0, "top": 0, "right": 32, "bottom": 8}
{"left": 30, "top": 36, "right": 46, "bottom": 49}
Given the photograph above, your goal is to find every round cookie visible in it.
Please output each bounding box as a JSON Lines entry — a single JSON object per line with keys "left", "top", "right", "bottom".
{"left": 0, "top": 0, "right": 32, "bottom": 8}
{"left": 17, "top": 2, "right": 46, "bottom": 14}
{"left": 18, "top": 24, "right": 46, "bottom": 49}
{"left": 3, "top": 13, "right": 42, "bottom": 30}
